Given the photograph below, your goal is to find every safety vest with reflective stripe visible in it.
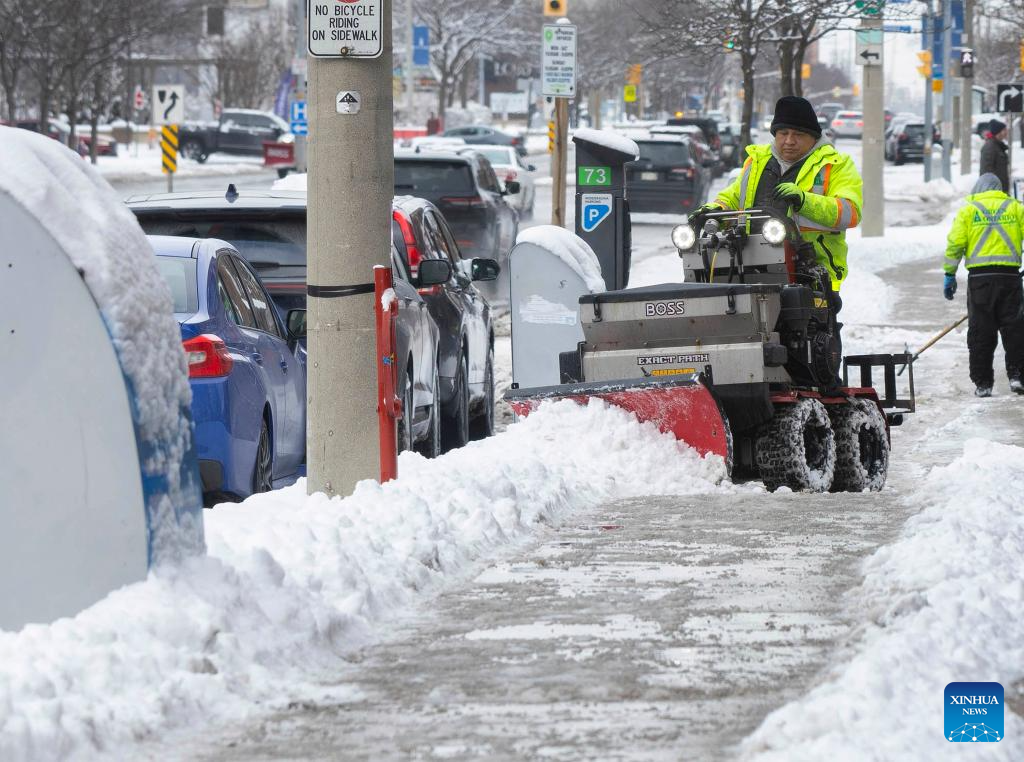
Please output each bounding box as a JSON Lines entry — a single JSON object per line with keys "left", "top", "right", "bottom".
{"left": 944, "top": 190, "right": 1024, "bottom": 274}
{"left": 712, "top": 143, "right": 863, "bottom": 291}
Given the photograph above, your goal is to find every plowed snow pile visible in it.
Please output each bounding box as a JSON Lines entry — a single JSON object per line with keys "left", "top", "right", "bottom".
{"left": 0, "top": 400, "right": 729, "bottom": 761}
{"left": 741, "top": 438, "right": 1024, "bottom": 761}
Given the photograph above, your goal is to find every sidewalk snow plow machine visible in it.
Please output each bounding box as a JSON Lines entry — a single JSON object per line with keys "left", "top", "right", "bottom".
{"left": 505, "top": 207, "right": 916, "bottom": 492}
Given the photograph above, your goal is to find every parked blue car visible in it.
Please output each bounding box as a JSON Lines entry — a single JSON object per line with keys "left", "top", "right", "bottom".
{"left": 150, "top": 235, "right": 307, "bottom": 504}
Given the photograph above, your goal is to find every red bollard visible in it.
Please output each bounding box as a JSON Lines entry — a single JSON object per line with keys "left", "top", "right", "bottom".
{"left": 374, "top": 266, "right": 401, "bottom": 483}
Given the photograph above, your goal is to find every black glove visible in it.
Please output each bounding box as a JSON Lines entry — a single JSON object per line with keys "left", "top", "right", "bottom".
{"left": 771, "top": 181, "right": 806, "bottom": 212}
{"left": 687, "top": 203, "right": 719, "bottom": 231}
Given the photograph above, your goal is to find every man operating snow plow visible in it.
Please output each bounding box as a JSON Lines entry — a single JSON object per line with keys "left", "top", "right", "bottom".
{"left": 505, "top": 204, "right": 915, "bottom": 493}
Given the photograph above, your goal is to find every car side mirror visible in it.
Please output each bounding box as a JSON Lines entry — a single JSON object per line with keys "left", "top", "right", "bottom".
{"left": 504, "top": 180, "right": 521, "bottom": 195}
{"left": 286, "top": 309, "right": 307, "bottom": 340}
{"left": 527, "top": 164, "right": 537, "bottom": 172}
{"left": 418, "top": 258, "right": 452, "bottom": 286}
{"left": 471, "top": 258, "right": 500, "bottom": 282}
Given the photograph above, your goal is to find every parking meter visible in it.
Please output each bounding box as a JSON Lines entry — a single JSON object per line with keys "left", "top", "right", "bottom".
{"left": 572, "top": 128, "right": 638, "bottom": 291}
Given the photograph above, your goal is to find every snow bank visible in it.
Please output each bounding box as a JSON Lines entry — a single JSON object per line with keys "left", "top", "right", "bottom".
{"left": 0, "top": 126, "right": 202, "bottom": 563}
{"left": 517, "top": 225, "right": 606, "bottom": 293}
{"left": 740, "top": 438, "right": 1024, "bottom": 761}
{"left": 273, "top": 171, "right": 307, "bottom": 191}
{"left": 0, "top": 400, "right": 728, "bottom": 760}
{"left": 573, "top": 127, "right": 639, "bottom": 159}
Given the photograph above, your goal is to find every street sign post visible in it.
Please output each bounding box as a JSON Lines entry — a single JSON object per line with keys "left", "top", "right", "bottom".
{"left": 542, "top": 21, "right": 577, "bottom": 228}
{"left": 997, "top": 84, "right": 1023, "bottom": 113}
{"left": 856, "top": 27, "right": 883, "bottom": 66}
{"left": 307, "top": 0, "right": 383, "bottom": 58}
{"left": 152, "top": 85, "right": 184, "bottom": 125}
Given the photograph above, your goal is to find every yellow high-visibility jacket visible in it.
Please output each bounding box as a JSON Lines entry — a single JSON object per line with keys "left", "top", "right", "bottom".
{"left": 944, "top": 190, "right": 1024, "bottom": 275}
{"left": 712, "top": 143, "right": 863, "bottom": 291}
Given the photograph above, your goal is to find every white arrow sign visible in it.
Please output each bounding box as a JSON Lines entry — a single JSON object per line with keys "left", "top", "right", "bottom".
{"left": 998, "top": 85, "right": 1022, "bottom": 113}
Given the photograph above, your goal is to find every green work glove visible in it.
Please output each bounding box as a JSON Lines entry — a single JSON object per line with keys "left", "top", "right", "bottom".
{"left": 772, "top": 181, "right": 805, "bottom": 212}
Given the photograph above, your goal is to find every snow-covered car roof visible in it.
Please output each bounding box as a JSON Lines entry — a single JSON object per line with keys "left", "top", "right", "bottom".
{"left": 635, "top": 134, "right": 690, "bottom": 144}
{"left": 125, "top": 187, "right": 307, "bottom": 209}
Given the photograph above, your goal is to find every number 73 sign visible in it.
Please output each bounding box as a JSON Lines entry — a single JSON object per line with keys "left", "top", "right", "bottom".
{"left": 577, "top": 165, "right": 611, "bottom": 186}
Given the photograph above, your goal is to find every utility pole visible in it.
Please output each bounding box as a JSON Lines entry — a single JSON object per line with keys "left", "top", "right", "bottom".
{"left": 941, "top": 0, "right": 953, "bottom": 181}
{"left": 859, "top": 15, "right": 884, "bottom": 236}
{"left": 292, "top": 0, "right": 308, "bottom": 173}
{"left": 405, "top": 0, "right": 415, "bottom": 118}
{"left": 923, "top": 0, "right": 934, "bottom": 182}
{"left": 307, "top": 0, "right": 394, "bottom": 497}
{"left": 960, "top": 0, "right": 973, "bottom": 176}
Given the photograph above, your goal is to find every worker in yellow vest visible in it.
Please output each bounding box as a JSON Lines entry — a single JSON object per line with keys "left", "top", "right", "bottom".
{"left": 689, "top": 96, "right": 863, "bottom": 293}
{"left": 944, "top": 173, "right": 1024, "bottom": 397}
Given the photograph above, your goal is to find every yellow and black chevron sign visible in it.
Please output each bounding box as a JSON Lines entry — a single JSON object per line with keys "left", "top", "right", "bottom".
{"left": 548, "top": 120, "right": 555, "bottom": 154}
{"left": 161, "top": 125, "right": 178, "bottom": 174}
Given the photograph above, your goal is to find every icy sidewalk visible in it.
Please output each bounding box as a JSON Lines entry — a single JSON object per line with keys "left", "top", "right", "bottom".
{"left": 0, "top": 400, "right": 728, "bottom": 762}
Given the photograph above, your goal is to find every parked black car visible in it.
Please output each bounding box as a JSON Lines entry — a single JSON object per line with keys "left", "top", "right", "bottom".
{"left": 441, "top": 125, "right": 527, "bottom": 157}
{"left": 127, "top": 187, "right": 450, "bottom": 456}
{"left": 395, "top": 150, "right": 519, "bottom": 304}
{"left": 666, "top": 116, "right": 724, "bottom": 175}
{"left": 627, "top": 137, "right": 711, "bottom": 214}
{"left": 179, "top": 109, "right": 290, "bottom": 163}
{"left": 393, "top": 195, "right": 498, "bottom": 446}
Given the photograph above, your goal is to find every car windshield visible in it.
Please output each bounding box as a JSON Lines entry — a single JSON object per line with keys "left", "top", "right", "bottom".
{"left": 634, "top": 142, "right": 689, "bottom": 165}
{"left": 140, "top": 218, "right": 307, "bottom": 268}
{"left": 903, "top": 124, "right": 924, "bottom": 136}
{"left": 476, "top": 148, "right": 512, "bottom": 166}
{"left": 394, "top": 160, "right": 475, "bottom": 194}
{"left": 154, "top": 256, "right": 198, "bottom": 315}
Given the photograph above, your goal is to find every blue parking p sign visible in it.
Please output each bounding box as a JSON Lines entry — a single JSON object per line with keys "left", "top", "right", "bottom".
{"left": 581, "top": 193, "right": 613, "bottom": 233}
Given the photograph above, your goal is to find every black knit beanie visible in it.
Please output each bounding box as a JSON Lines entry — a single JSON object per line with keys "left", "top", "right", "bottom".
{"left": 989, "top": 119, "right": 1007, "bottom": 136}
{"left": 770, "top": 96, "right": 822, "bottom": 139}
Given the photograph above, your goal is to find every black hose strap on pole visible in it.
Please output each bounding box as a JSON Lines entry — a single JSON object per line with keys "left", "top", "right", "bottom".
{"left": 307, "top": 283, "right": 375, "bottom": 299}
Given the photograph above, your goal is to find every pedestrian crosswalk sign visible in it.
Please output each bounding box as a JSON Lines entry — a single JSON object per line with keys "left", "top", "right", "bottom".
{"left": 581, "top": 193, "right": 613, "bottom": 233}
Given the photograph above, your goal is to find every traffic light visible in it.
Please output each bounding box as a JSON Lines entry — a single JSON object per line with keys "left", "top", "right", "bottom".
{"left": 959, "top": 49, "right": 974, "bottom": 78}
{"left": 543, "top": 0, "right": 567, "bottom": 16}
{"left": 916, "top": 50, "right": 932, "bottom": 78}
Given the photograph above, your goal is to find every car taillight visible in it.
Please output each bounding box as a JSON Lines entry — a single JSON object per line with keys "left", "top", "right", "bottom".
{"left": 392, "top": 209, "right": 422, "bottom": 277}
{"left": 183, "top": 334, "right": 233, "bottom": 378}
{"left": 441, "top": 195, "right": 487, "bottom": 210}
{"left": 510, "top": 136, "right": 521, "bottom": 145}
{"left": 669, "top": 167, "right": 696, "bottom": 180}
{"left": 856, "top": 120, "right": 864, "bottom": 127}
{"left": 898, "top": 133, "right": 908, "bottom": 142}
{"left": 833, "top": 119, "right": 844, "bottom": 127}
{"left": 504, "top": 169, "right": 518, "bottom": 182}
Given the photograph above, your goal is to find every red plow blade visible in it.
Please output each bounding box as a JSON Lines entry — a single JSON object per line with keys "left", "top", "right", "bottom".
{"left": 505, "top": 375, "right": 733, "bottom": 470}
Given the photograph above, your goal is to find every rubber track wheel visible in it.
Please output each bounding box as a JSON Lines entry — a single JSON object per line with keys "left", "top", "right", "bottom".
{"left": 829, "top": 398, "right": 889, "bottom": 492}
{"left": 756, "top": 398, "right": 836, "bottom": 492}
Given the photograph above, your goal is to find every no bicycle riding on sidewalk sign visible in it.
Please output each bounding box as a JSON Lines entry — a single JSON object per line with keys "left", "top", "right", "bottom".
{"left": 308, "top": 0, "right": 383, "bottom": 59}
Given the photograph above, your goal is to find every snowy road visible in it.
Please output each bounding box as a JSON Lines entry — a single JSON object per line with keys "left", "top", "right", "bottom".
{"left": 127, "top": 145, "right": 1024, "bottom": 761}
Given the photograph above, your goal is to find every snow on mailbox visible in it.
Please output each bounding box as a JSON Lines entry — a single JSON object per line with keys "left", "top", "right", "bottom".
{"left": 0, "top": 127, "right": 204, "bottom": 631}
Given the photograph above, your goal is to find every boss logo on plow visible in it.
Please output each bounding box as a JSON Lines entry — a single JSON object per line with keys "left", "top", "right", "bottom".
{"left": 644, "top": 301, "right": 686, "bottom": 317}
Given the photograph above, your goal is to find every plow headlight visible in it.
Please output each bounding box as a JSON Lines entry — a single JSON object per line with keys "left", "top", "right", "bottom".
{"left": 671, "top": 224, "right": 697, "bottom": 251}
{"left": 762, "top": 217, "right": 788, "bottom": 245}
